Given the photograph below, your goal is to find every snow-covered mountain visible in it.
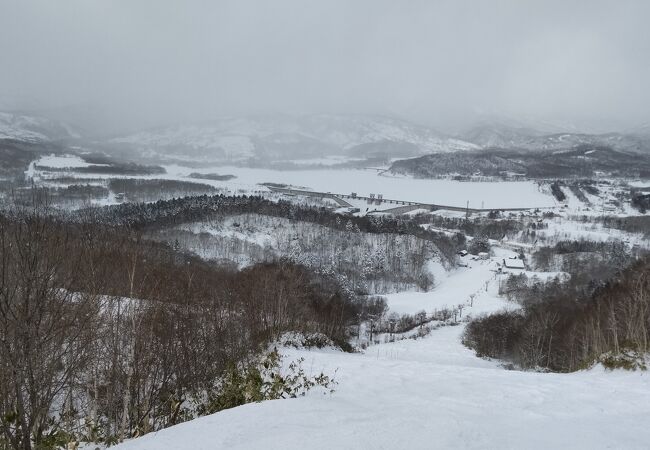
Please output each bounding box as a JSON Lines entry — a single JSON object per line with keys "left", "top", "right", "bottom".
{"left": 0, "top": 111, "right": 79, "bottom": 142}
{"left": 4, "top": 109, "right": 647, "bottom": 161}
{"left": 110, "top": 114, "right": 480, "bottom": 162}
{"left": 629, "top": 122, "right": 650, "bottom": 138}
{"left": 461, "top": 122, "right": 546, "bottom": 149}
{"left": 460, "top": 118, "right": 650, "bottom": 154}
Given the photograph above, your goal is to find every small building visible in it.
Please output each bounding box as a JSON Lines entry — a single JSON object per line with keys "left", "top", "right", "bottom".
{"left": 503, "top": 258, "right": 525, "bottom": 269}
{"left": 478, "top": 252, "right": 489, "bottom": 260}
{"left": 458, "top": 250, "right": 468, "bottom": 257}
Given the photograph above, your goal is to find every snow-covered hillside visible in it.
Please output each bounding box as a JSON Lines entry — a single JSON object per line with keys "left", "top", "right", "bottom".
{"left": 111, "top": 114, "right": 479, "bottom": 162}
{"left": 158, "top": 213, "right": 442, "bottom": 294}
{"left": 0, "top": 111, "right": 78, "bottom": 142}
{"left": 460, "top": 119, "right": 650, "bottom": 154}
{"left": 115, "top": 252, "right": 650, "bottom": 450}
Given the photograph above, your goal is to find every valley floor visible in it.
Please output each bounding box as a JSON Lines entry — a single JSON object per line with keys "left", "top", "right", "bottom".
{"left": 115, "top": 255, "right": 650, "bottom": 450}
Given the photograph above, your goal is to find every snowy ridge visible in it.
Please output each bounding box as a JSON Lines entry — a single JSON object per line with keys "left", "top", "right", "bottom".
{"left": 0, "top": 111, "right": 79, "bottom": 142}
{"left": 111, "top": 114, "right": 480, "bottom": 161}
{"left": 459, "top": 118, "right": 650, "bottom": 153}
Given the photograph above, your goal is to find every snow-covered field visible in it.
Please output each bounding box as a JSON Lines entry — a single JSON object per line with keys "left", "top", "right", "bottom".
{"left": 25, "top": 154, "right": 108, "bottom": 181}
{"left": 629, "top": 180, "right": 650, "bottom": 188}
{"left": 536, "top": 216, "right": 650, "bottom": 248}
{"left": 115, "top": 250, "right": 650, "bottom": 450}
{"left": 32, "top": 154, "right": 104, "bottom": 169}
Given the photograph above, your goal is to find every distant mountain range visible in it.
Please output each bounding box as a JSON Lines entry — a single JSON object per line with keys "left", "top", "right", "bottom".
{"left": 1, "top": 111, "right": 649, "bottom": 166}
{"left": 108, "top": 114, "right": 480, "bottom": 162}
{"left": 458, "top": 121, "right": 650, "bottom": 154}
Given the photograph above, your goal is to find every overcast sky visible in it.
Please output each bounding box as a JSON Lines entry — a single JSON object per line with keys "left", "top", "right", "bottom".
{"left": 0, "top": 0, "right": 648, "bottom": 132}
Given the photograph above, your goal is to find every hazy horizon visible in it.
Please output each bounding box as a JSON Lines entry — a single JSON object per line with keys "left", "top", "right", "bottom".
{"left": 1, "top": 0, "right": 649, "bottom": 134}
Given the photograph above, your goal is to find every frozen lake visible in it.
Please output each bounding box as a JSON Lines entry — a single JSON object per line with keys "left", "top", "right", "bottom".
{"left": 167, "top": 165, "right": 556, "bottom": 209}
{"left": 27, "top": 155, "right": 557, "bottom": 210}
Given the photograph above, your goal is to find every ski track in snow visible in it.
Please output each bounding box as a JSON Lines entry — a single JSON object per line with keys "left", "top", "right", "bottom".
{"left": 115, "top": 249, "right": 650, "bottom": 450}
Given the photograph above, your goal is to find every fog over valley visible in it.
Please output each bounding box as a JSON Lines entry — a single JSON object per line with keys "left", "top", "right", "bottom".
{"left": 2, "top": 0, "right": 650, "bottom": 134}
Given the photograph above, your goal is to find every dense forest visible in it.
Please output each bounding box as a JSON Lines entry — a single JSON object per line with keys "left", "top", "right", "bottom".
{"left": 78, "top": 194, "right": 465, "bottom": 262}
{"left": 158, "top": 213, "right": 439, "bottom": 294}
{"left": 389, "top": 146, "right": 650, "bottom": 179}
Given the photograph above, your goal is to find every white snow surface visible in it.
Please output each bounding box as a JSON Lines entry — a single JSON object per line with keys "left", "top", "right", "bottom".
{"left": 25, "top": 154, "right": 109, "bottom": 182}
{"left": 32, "top": 154, "right": 102, "bottom": 169}
{"left": 384, "top": 251, "right": 519, "bottom": 316}
{"left": 165, "top": 165, "right": 555, "bottom": 209}
{"left": 536, "top": 217, "right": 650, "bottom": 249}
{"left": 115, "top": 250, "right": 650, "bottom": 450}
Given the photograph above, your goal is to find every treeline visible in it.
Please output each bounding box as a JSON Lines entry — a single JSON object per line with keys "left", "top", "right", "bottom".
{"left": 9, "top": 184, "right": 109, "bottom": 207}
{"left": 0, "top": 139, "right": 54, "bottom": 178}
{"left": 551, "top": 180, "right": 600, "bottom": 204}
{"left": 412, "top": 213, "right": 524, "bottom": 240}
{"left": 34, "top": 162, "right": 165, "bottom": 176}
{"left": 594, "top": 215, "right": 650, "bottom": 238}
{"left": 79, "top": 194, "right": 465, "bottom": 262}
{"left": 550, "top": 182, "right": 565, "bottom": 202}
{"left": 631, "top": 190, "right": 650, "bottom": 213}
{"left": 0, "top": 209, "right": 358, "bottom": 449}
{"left": 107, "top": 178, "right": 219, "bottom": 202}
{"left": 389, "top": 146, "right": 650, "bottom": 179}
{"left": 464, "top": 256, "right": 650, "bottom": 372}
{"left": 532, "top": 240, "right": 633, "bottom": 284}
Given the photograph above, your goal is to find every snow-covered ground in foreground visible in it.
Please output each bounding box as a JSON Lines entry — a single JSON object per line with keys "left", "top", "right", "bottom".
{"left": 114, "top": 247, "right": 650, "bottom": 450}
